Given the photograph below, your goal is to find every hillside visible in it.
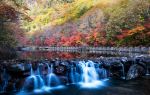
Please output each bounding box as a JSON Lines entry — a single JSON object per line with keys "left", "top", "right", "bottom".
{"left": 1, "top": 0, "right": 150, "bottom": 47}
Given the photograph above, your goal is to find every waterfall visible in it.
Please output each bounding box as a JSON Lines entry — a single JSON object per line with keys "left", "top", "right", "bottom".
{"left": 120, "top": 63, "right": 125, "bottom": 79}
{"left": 46, "top": 64, "right": 61, "bottom": 87}
{"left": 78, "top": 60, "right": 106, "bottom": 88}
{"left": 22, "top": 65, "right": 45, "bottom": 91}
{"left": 20, "top": 60, "right": 109, "bottom": 92}
{"left": 146, "top": 66, "right": 150, "bottom": 76}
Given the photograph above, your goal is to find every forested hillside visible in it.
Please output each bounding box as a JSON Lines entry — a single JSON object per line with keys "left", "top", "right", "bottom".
{"left": 0, "top": 0, "right": 150, "bottom": 47}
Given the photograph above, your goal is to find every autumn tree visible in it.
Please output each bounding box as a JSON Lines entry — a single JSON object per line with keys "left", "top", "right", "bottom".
{"left": 104, "top": 0, "right": 150, "bottom": 40}
{"left": 0, "top": 3, "right": 18, "bottom": 47}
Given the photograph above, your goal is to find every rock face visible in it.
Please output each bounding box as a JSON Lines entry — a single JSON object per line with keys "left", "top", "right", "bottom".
{"left": 40, "top": 8, "right": 105, "bottom": 38}
{"left": 77, "top": 8, "right": 104, "bottom": 32}
{"left": 126, "top": 64, "right": 146, "bottom": 80}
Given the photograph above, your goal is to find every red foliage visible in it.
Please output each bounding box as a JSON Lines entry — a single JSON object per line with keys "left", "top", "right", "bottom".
{"left": 26, "top": 29, "right": 110, "bottom": 47}
{"left": 20, "top": 51, "right": 81, "bottom": 60}
{"left": 34, "top": 37, "right": 41, "bottom": 46}
{"left": 144, "top": 18, "right": 150, "bottom": 29}
{"left": 44, "top": 37, "right": 57, "bottom": 46}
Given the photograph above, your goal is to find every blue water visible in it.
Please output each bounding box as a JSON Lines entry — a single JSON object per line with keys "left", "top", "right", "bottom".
{"left": 16, "top": 76, "right": 150, "bottom": 95}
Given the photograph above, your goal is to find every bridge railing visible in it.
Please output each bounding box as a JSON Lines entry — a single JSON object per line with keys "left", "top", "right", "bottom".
{"left": 31, "top": 46, "right": 150, "bottom": 53}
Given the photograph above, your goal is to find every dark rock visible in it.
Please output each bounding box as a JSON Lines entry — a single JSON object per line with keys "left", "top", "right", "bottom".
{"left": 126, "top": 64, "right": 146, "bottom": 80}
{"left": 0, "top": 46, "right": 17, "bottom": 60}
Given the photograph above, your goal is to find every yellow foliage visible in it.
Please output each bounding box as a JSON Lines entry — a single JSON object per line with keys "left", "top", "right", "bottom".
{"left": 23, "top": 0, "right": 125, "bottom": 36}
{"left": 128, "top": 26, "right": 145, "bottom": 35}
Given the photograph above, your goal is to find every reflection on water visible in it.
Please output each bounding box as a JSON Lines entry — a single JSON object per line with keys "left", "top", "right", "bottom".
{"left": 17, "top": 51, "right": 150, "bottom": 60}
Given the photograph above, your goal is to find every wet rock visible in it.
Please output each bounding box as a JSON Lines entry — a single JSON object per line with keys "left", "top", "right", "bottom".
{"left": 0, "top": 57, "right": 149, "bottom": 93}
{"left": 6, "top": 63, "right": 31, "bottom": 77}
{"left": 59, "top": 76, "right": 68, "bottom": 84}
{"left": 55, "top": 64, "right": 67, "bottom": 75}
{"left": 126, "top": 64, "right": 146, "bottom": 80}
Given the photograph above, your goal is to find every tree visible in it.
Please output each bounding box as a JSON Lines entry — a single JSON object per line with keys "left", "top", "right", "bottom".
{"left": 0, "top": 3, "right": 19, "bottom": 47}
{"left": 104, "top": 0, "right": 150, "bottom": 40}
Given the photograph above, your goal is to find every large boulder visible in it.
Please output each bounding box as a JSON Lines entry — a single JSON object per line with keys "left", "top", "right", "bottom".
{"left": 126, "top": 64, "right": 146, "bottom": 80}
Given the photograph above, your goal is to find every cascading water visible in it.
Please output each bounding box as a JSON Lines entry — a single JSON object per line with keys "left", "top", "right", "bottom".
{"left": 69, "top": 65, "right": 80, "bottom": 84}
{"left": 22, "top": 64, "right": 45, "bottom": 91}
{"left": 0, "top": 57, "right": 148, "bottom": 95}
{"left": 0, "top": 69, "right": 10, "bottom": 92}
{"left": 121, "top": 57, "right": 127, "bottom": 79}
{"left": 19, "top": 60, "right": 109, "bottom": 94}
{"left": 79, "top": 61, "right": 99, "bottom": 83}
{"left": 120, "top": 63, "right": 125, "bottom": 79}
{"left": 46, "top": 64, "right": 60, "bottom": 87}
{"left": 21, "top": 63, "right": 62, "bottom": 93}
{"left": 78, "top": 60, "right": 107, "bottom": 88}
{"left": 99, "top": 68, "right": 107, "bottom": 79}
{"left": 146, "top": 65, "right": 150, "bottom": 76}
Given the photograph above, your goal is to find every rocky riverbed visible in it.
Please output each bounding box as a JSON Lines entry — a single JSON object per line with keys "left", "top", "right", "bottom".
{"left": 0, "top": 56, "right": 150, "bottom": 94}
